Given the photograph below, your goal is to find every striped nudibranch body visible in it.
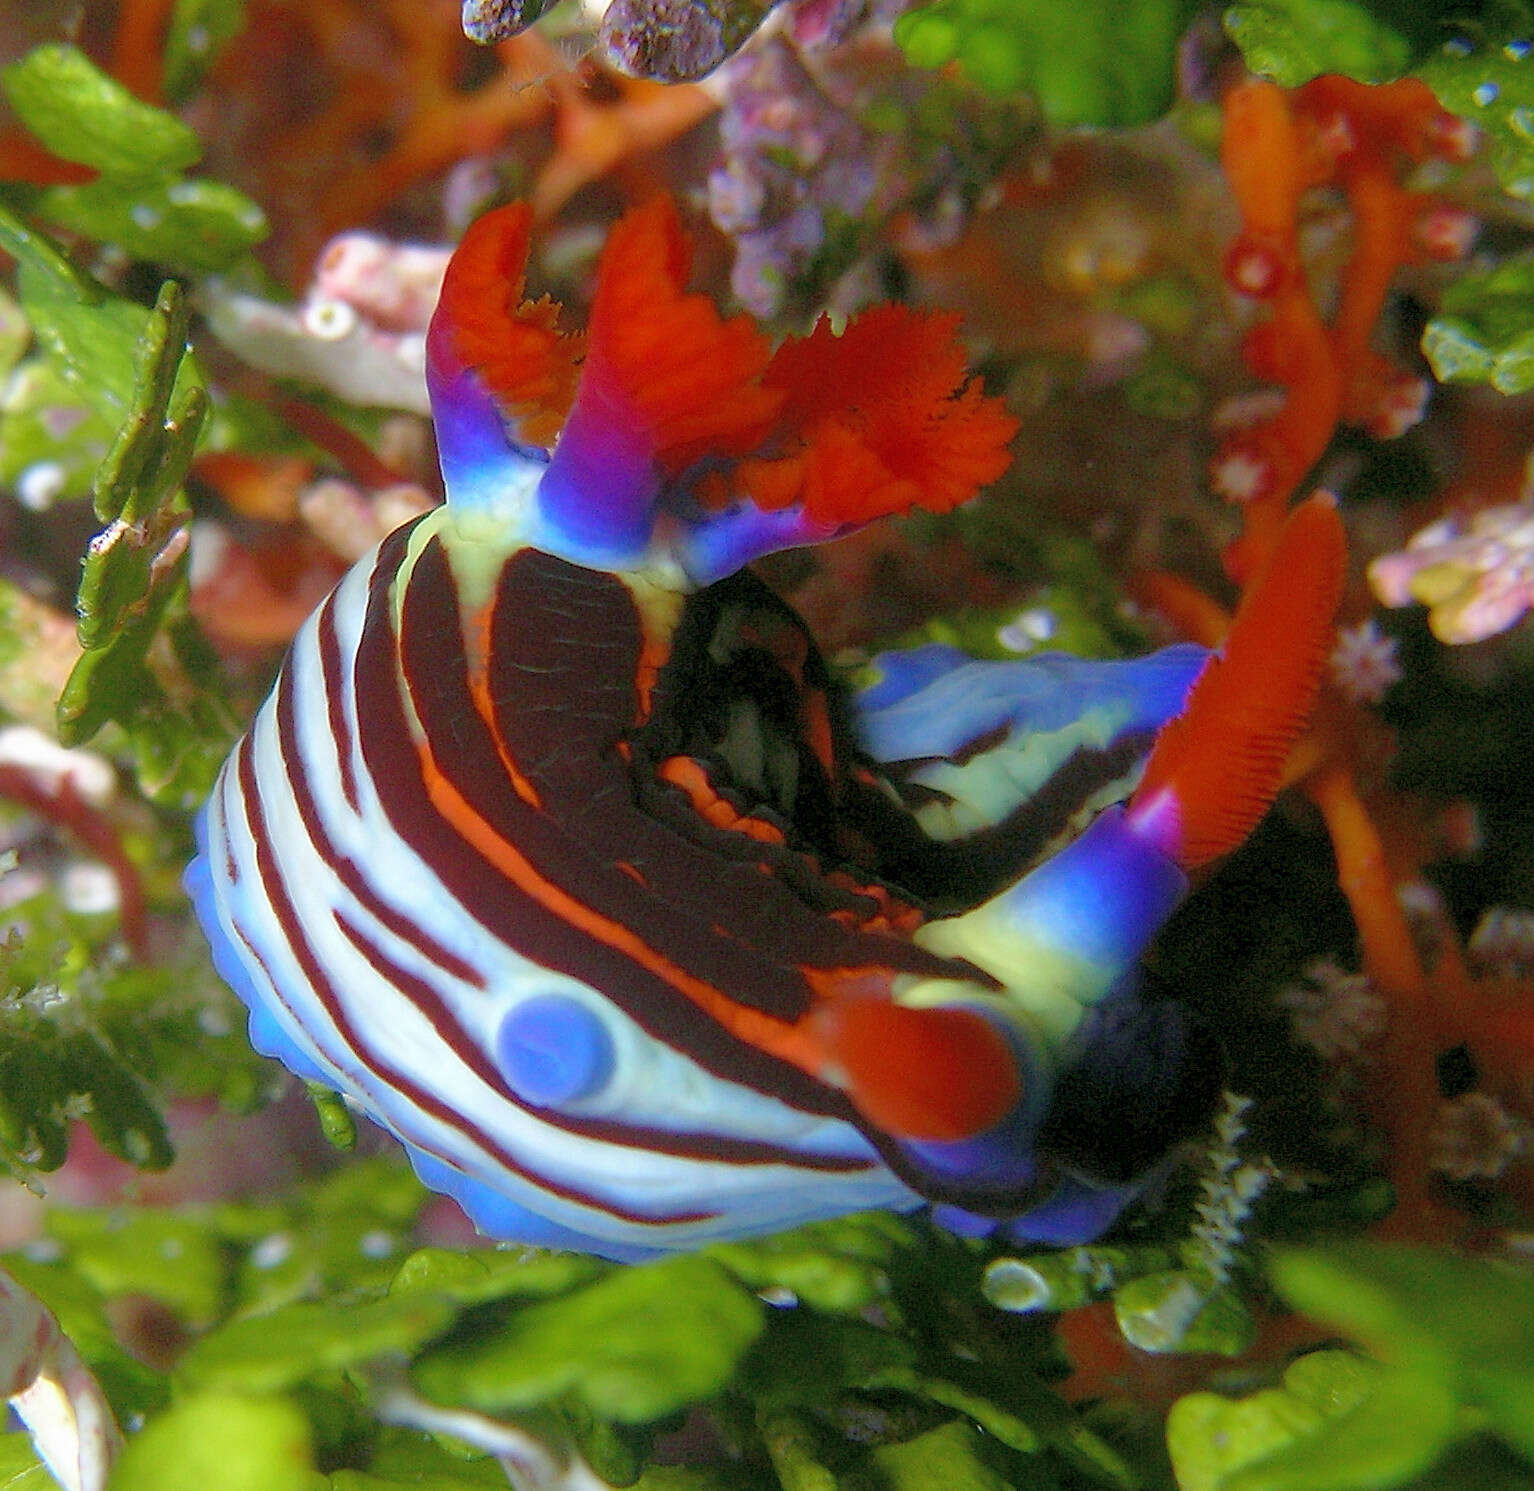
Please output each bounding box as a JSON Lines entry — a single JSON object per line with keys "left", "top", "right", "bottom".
{"left": 189, "top": 196, "right": 1347, "bottom": 1259}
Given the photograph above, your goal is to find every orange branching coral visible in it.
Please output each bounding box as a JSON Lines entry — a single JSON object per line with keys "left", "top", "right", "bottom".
{"left": 1215, "top": 77, "right": 1341, "bottom": 561}
{"left": 532, "top": 64, "right": 718, "bottom": 223}
{"left": 1163, "top": 74, "right": 1528, "bottom": 1237}
{"left": 1214, "top": 75, "right": 1476, "bottom": 584}
{"left": 194, "top": 1, "right": 714, "bottom": 281}
{"left": 219, "top": 0, "right": 553, "bottom": 275}
{"left": 109, "top": 0, "right": 177, "bottom": 104}
{"left": 1306, "top": 755, "right": 1534, "bottom": 1231}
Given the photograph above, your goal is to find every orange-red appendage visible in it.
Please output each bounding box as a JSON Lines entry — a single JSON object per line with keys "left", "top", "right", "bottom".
{"left": 1131, "top": 496, "right": 1346, "bottom": 869}
{"left": 738, "top": 305, "right": 1019, "bottom": 529}
{"left": 433, "top": 202, "right": 581, "bottom": 448}
{"left": 812, "top": 997, "right": 1022, "bottom": 1142}
{"left": 585, "top": 195, "right": 782, "bottom": 472}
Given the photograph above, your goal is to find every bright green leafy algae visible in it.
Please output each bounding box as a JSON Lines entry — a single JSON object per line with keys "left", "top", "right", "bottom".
{"left": 109, "top": 1392, "right": 316, "bottom": 1491}
{"left": 1221, "top": 0, "right": 1512, "bottom": 85}
{"left": 413, "top": 1255, "right": 766, "bottom": 1422}
{"left": 0, "top": 286, "right": 28, "bottom": 376}
{"left": 179, "top": 1293, "right": 463, "bottom": 1394}
{"left": 387, "top": 1244, "right": 604, "bottom": 1305}
{"left": 1165, "top": 1243, "right": 1534, "bottom": 1491}
{"left": 706, "top": 1209, "right": 922, "bottom": 1314}
{"left": 894, "top": 0, "right": 1198, "bottom": 122}
{"left": 1424, "top": 252, "right": 1534, "bottom": 392}
{"left": 843, "top": 1418, "right": 1023, "bottom": 1491}
{"left": 0, "top": 1007, "right": 172, "bottom": 1177}
{"left": 0, "top": 204, "right": 165, "bottom": 424}
{"left": 0, "top": 43, "right": 267, "bottom": 273}
{"left": 1113, "top": 1273, "right": 1256, "bottom": 1356}
{"left": 324, "top": 1432, "right": 517, "bottom": 1491}
{"left": 45, "top": 1206, "right": 230, "bottom": 1326}
{"left": 219, "top": 1158, "right": 438, "bottom": 1315}
{"left": 983, "top": 1242, "right": 1181, "bottom": 1313}
{"left": 38, "top": 273, "right": 238, "bottom": 804}
{"left": 1418, "top": 23, "right": 1534, "bottom": 203}
{"left": 1168, "top": 1352, "right": 1389, "bottom": 1491}
{"left": 1222, "top": 0, "right": 1412, "bottom": 86}
{"left": 35, "top": 176, "right": 268, "bottom": 277}
{"left": 1171, "top": 1355, "right": 1456, "bottom": 1491}
{"left": 0, "top": 45, "right": 201, "bottom": 181}
{"left": 0, "top": 1178, "right": 1165, "bottom": 1489}
{"left": 1270, "top": 1243, "right": 1534, "bottom": 1463}
{"left": 0, "top": 896, "right": 261, "bottom": 1187}
{"left": 0, "top": 360, "right": 117, "bottom": 508}
{"left": 0, "top": 1432, "right": 56, "bottom": 1488}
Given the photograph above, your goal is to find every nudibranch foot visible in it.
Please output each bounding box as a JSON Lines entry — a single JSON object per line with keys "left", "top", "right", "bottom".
{"left": 189, "top": 194, "right": 1344, "bottom": 1260}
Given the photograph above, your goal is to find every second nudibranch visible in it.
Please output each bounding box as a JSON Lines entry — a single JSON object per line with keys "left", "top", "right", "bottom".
{"left": 188, "top": 196, "right": 1346, "bottom": 1261}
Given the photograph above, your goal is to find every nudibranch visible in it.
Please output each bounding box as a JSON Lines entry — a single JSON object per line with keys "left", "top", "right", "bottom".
{"left": 188, "top": 196, "right": 1345, "bottom": 1261}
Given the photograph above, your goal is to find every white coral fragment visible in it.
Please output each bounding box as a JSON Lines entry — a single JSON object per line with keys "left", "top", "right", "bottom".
{"left": 0, "top": 726, "right": 115, "bottom": 806}
{"left": 0, "top": 1267, "right": 121, "bottom": 1491}
{"left": 313, "top": 233, "right": 451, "bottom": 332}
{"left": 202, "top": 284, "right": 432, "bottom": 414}
{"left": 200, "top": 233, "right": 449, "bottom": 416}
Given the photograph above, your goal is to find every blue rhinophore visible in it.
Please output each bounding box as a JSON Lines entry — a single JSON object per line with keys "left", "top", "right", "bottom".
{"left": 534, "top": 390, "right": 660, "bottom": 565}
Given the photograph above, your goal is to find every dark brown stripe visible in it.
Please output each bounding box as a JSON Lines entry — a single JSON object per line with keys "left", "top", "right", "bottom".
{"left": 381, "top": 540, "right": 959, "bottom": 1117}
{"left": 485, "top": 550, "right": 949, "bottom": 988}
{"left": 317, "top": 589, "right": 361, "bottom": 815}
